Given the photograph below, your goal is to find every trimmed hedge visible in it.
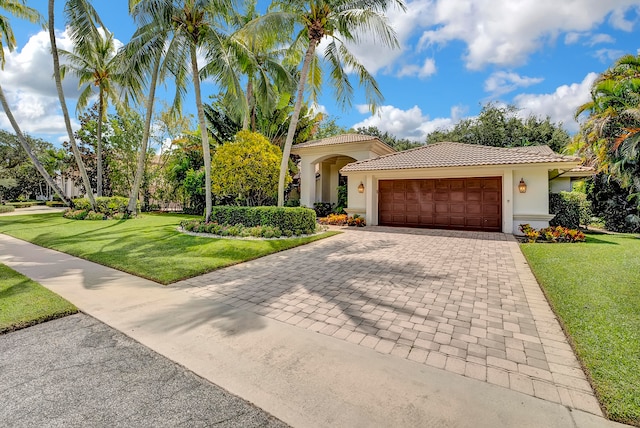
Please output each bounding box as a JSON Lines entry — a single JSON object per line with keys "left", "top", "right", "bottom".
{"left": 72, "top": 196, "right": 138, "bottom": 215}
{"left": 549, "top": 191, "right": 591, "bottom": 229}
{"left": 8, "top": 202, "right": 35, "bottom": 208}
{"left": 0, "top": 205, "right": 16, "bottom": 213}
{"left": 45, "top": 201, "right": 67, "bottom": 207}
{"left": 209, "top": 206, "right": 316, "bottom": 235}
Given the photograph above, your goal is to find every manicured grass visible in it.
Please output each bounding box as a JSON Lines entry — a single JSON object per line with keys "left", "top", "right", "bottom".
{"left": 0, "top": 212, "right": 338, "bottom": 285}
{"left": 0, "top": 264, "right": 77, "bottom": 334}
{"left": 521, "top": 233, "right": 640, "bottom": 426}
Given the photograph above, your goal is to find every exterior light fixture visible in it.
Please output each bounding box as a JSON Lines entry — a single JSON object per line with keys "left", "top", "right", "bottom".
{"left": 357, "top": 182, "right": 365, "bottom": 193}
{"left": 518, "top": 178, "right": 527, "bottom": 193}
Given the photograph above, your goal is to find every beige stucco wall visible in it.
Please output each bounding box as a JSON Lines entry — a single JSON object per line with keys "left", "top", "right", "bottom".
{"left": 550, "top": 177, "right": 572, "bottom": 193}
{"left": 343, "top": 165, "right": 558, "bottom": 234}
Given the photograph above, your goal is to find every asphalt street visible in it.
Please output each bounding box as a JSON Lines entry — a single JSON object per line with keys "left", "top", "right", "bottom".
{"left": 0, "top": 314, "right": 288, "bottom": 428}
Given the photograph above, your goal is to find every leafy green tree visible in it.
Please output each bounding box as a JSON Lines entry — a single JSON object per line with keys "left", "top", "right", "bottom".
{"left": 129, "top": 0, "right": 247, "bottom": 221}
{"left": 268, "top": 0, "right": 405, "bottom": 206}
{"left": 0, "top": 0, "right": 70, "bottom": 205}
{"left": 60, "top": 23, "right": 125, "bottom": 196}
{"left": 314, "top": 115, "right": 348, "bottom": 139}
{"left": 49, "top": 0, "right": 101, "bottom": 208}
{"left": 576, "top": 54, "right": 640, "bottom": 194}
{"left": 426, "top": 103, "right": 570, "bottom": 152}
{"left": 353, "top": 126, "right": 421, "bottom": 151}
{"left": 210, "top": 130, "right": 288, "bottom": 206}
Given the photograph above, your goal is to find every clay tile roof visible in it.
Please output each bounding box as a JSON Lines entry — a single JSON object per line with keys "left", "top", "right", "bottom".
{"left": 340, "top": 141, "right": 580, "bottom": 172}
{"left": 569, "top": 165, "right": 594, "bottom": 172}
{"left": 292, "top": 133, "right": 391, "bottom": 149}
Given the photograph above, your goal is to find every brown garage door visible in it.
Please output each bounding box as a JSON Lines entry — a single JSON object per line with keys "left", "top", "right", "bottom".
{"left": 379, "top": 177, "right": 502, "bottom": 232}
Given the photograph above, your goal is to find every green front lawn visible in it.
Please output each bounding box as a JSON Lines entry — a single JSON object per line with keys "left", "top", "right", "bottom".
{"left": 521, "top": 234, "right": 640, "bottom": 426}
{"left": 0, "top": 264, "right": 77, "bottom": 334}
{"left": 0, "top": 213, "right": 337, "bottom": 285}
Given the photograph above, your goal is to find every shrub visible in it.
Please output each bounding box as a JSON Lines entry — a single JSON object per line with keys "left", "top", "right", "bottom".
{"left": 63, "top": 209, "right": 88, "bottom": 220}
{"left": 85, "top": 211, "right": 107, "bottom": 220}
{"left": 0, "top": 205, "right": 15, "bottom": 213}
{"left": 588, "top": 173, "right": 640, "bottom": 233}
{"left": 318, "top": 213, "right": 348, "bottom": 225}
{"left": 549, "top": 191, "right": 591, "bottom": 229}
{"left": 519, "top": 224, "right": 585, "bottom": 243}
{"left": 8, "top": 202, "right": 35, "bottom": 208}
{"left": 179, "top": 220, "right": 301, "bottom": 239}
{"left": 45, "top": 201, "right": 67, "bottom": 207}
{"left": 347, "top": 214, "right": 366, "bottom": 227}
{"left": 313, "top": 202, "right": 334, "bottom": 218}
{"left": 69, "top": 196, "right": 138, "bottom": 219}
{"left": 209, "top": 206, "right": 316, "bottom": 235}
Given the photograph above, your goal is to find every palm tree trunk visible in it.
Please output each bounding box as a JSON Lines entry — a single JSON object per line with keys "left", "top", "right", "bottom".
{"left": 190, "top": 43, "right": 213, "bottom": 222}
{"left": 278, "top": 41, "right": 317, "bottom": 207}
{"left": 0, "top": 83, "right": 71, "bottom": 206}
{"left": 96, "top": 91, "right": 104, "bottom": 197}
{"left": 48, "top": 0, "right": 96, "bottom": 209}
{"left": 243, "top": 80, "right": 253, "bottom": 131}
{"left": 128, "top": 54, "right": 161, "bottom": 214}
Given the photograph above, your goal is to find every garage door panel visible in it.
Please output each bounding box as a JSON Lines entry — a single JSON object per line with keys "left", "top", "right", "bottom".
{"left": 378, "top": 178, "right": 501, "bottom": 231}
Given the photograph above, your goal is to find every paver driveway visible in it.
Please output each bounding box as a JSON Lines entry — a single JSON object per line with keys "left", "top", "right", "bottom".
{"left": 179, "top": 226, "right": 601, "bottom": 415}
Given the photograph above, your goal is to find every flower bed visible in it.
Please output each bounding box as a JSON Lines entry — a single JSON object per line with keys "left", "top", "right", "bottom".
{"left": 519, "top": 224, "right": 585, "bottom": 243}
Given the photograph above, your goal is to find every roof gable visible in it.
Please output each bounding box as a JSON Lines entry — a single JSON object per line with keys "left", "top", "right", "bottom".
{"left": 292, "top": 133, "right": 395, "bottom": 151}
{"left": 340, "top": 142, "right": 579, "bottom": 172}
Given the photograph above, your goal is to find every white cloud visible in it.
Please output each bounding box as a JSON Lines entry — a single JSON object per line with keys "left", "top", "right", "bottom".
{"left": 513, "top": 72, "right": 598, "bottom": 132}
{"left": 417, "top": 1, "right": 639, "bottom": 69}
{"left": 587, "top": 33, "right": 616, "bottom": 46}
{"left": 564, "top": 32, "right": 583, "bottom": 44}
{"left": 0, "top": 28, "right": 124, "bottom": 141}
{"left": 594, "top": 48, "right": 626, "bottom": 63}
{"left": 310, "top": 103, "right": 327, "bottom": 115}
{"left": 608, "top": 6, "right": 640, "bottom": 31}
{"left": 484, "top": 71, "right": 544, "bottom": 97}
{"left": 397, "top": 58, "right": 437, "bottom": 79}
{"left": 351, "top": 104, "right": 457, "bottom": 141}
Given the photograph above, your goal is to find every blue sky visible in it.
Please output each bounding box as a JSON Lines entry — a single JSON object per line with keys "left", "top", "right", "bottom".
{"left": 1, "top": 1, "right": 640, "bottom": 145}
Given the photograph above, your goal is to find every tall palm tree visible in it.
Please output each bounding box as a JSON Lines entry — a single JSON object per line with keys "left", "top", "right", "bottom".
{"left": 129, "top": 0, "right": 246, "bottom": 222}
{"left": 0, "top": 0, "right": 70, "bottom": 205}
{"left": 225, "top": 0, "right": 293, "bottom": 131}
{"left": 60, "top": 27, "right": 124, "bottom": 197}
{"left": 48, "top": 0, "right": 98, "bottom": 208}
{"left": 267, "top": 0, "right": 405, "bottom": 206}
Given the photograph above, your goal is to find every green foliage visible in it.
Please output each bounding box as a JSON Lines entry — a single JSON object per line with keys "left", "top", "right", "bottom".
{"left": 347, "top": 214, "right": 366, "bottom": 227}
{"left": 45, "top": 201, "right": 66, "bottom": 207}
{"left": 208, "top": 206, "right": 316, "bottom": 235}
{"left": 180, "top": 219, "right": 309, "bottom": 239}
{"left": 7, "top": 202, "right": 35, "bottom": 208}
{"left": 210, "top": 131, "right": 286, "bottom": 206}
{"left": 588, "top": 173, "right": 640, "bottom": 233}
{"left": 426, "top": 103, "right": 571, "bottom": 152}
{"left": 549, "top": 191, "right": 591, "bottom": 229}
{"left": 313, "top": 202, "right": 334, "bottom": 217}
{"left": 68, "top": 196, "right": 136, "bottom": 220}
{"left": 575, "top": 54, "right": 640, "bottom": 200}
{"left": 519, "top": 224, "right": 585, "bottom": 243}
{"left": 0, "top": 205, "right": 15, "bottom": 213}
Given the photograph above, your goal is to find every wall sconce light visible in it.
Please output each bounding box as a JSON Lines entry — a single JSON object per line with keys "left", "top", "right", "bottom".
{"left": 357, "top": 182, "right": 365, "bottom": 193}
{"left": 518, "top": 178, "right": 527, "bottom": 193}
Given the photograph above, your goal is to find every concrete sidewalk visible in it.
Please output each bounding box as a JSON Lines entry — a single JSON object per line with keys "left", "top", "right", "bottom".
{"left": 0, "top": 234, "right": 627, "bottom": 428}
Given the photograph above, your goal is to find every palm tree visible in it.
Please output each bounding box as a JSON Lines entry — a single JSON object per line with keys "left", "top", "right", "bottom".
{"left": 48, "top": 0, "right": 98, "bottom": 208}
{"left": 266, "top": 0, "right": 405, "bottom": 206}
{"left": 0, "top": 0, "right": 70, "bottom": 205}
{"left": 129, "top": 0, "right": 246, "bottom": 222}
{"left": 576, "top": 54, "right": 640, "bottom": 190}
{"left": 225, "top": 0, "right": 293, "bottom": 131}
{"left": 60, "top": 27, "right": 124, "bottom": 197}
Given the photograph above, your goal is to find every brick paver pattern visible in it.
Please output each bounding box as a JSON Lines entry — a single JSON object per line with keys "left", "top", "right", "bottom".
{"left": 178, "top": 227, "right": 602, "bottom": 416}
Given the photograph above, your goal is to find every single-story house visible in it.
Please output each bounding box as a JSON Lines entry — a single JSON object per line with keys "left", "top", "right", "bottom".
{"left": 291, "top": 134, "right": 583, "bottom": 234}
